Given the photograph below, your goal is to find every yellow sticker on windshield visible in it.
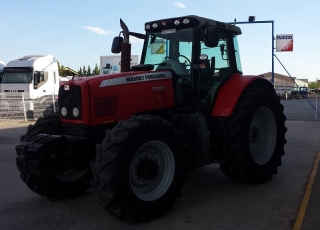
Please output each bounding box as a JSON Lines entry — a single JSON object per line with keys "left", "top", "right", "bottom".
{"left": 151, "top": 39, "right": 165, "bottom": 54}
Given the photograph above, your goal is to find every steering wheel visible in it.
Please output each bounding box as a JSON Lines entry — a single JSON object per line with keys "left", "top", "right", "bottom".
{"left": 174, "top": 54, "right": 191, "bottom": 73}
{"left": 174, "top": 54, "right": 191, "bottom": 66}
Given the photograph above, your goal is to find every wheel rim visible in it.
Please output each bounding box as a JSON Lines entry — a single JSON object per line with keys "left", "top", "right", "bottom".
{"left": 249, "top": 107, "right": 277, "bottom": 165}
{"left": 130, "top": 140, "right": 175, "bottom": 201}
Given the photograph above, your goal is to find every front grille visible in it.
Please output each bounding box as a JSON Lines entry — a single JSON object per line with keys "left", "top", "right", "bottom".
{"left": 4, "top": 90, "right": 24, "bottom": 92}
{"left": 58, "top": 85, "right": 82, "bottom": 120}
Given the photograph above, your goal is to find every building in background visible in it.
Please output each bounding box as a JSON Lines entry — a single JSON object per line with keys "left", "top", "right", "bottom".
{"left": 261, "top": 72, "right": 308, "bottom": 95}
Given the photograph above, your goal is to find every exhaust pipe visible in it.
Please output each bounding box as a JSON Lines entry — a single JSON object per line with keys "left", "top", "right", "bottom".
{"left": 120, "top": 19, "right": 131, "bottom": 72}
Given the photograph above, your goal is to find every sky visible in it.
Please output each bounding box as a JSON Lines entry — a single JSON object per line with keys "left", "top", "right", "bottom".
{"left": 1, "top": 0, "right": 320, "bottom": 81}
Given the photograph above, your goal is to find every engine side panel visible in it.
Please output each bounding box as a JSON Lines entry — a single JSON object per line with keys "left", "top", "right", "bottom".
{"left": 60, "top": 71, "right": 175, "bottom": 126}
{"left": 212, "top": 73, "right": 274, "bottom": 117}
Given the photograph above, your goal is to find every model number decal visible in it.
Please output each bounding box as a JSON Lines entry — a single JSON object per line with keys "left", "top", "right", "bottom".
{"left": 153, "top": 86, "right": 165, "bottom": 91}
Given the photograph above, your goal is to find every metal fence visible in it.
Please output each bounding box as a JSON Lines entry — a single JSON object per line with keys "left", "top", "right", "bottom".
{"left": 0, "top": 92, "right": 58, "bottom": 121}
{"left": 0, "top": 92, "right": 320, "bottom": 122}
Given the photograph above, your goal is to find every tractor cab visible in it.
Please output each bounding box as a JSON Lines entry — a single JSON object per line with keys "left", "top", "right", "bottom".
{"left": 112, "top": 15, "right": 242, "bottom": 114}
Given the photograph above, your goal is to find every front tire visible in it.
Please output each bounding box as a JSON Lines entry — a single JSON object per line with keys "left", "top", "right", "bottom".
{"left": 220, "top": 82, "right": 287, "bottom": 182}
{"left": 91, "top": 115, "right": 186, "bottom": 222}
{"left": 17, "top": 113, "right": 91, "bottom": 199}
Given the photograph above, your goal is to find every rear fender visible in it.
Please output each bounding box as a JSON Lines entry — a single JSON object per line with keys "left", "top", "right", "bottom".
{"left": 212, "top": 73, "right": 274, "bottom": 117}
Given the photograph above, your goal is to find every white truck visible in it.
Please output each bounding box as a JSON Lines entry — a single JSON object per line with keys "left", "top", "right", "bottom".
{"left": 0, "top": 61, "right": 4, "bottom": 82}
{"left": 0, "top": 55, "right": 59, "bottom": 118}
{"left": 0, "top": 61, "right": 4, "bottom": 70}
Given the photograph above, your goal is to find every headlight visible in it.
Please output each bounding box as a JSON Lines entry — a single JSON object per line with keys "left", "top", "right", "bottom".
{"left": 61, "top": 107, "right": 67, "bottom": 116}
{"left": 72, "top": 107, "right": 79, "bottom": 117}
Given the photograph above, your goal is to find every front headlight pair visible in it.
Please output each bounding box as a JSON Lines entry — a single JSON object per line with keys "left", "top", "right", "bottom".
{"left": 61, "top": 107, "right": 79, "bottom": 117}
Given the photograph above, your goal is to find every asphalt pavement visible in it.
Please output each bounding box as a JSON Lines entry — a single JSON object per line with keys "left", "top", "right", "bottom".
{"left": 0, "top": 119, "right": 320, "bottom": 230}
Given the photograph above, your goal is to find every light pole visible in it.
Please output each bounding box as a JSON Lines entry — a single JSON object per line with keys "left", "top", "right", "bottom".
{"left": 229, "top": 17, "right": 275, "bottom": 83}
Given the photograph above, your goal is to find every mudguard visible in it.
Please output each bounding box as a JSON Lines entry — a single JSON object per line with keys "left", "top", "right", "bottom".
{"left": 211, "top": 73, "right": 274, "bottom": 117}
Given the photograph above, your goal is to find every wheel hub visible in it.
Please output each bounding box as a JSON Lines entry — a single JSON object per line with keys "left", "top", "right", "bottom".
{"left": 250, "top": 126, "right": 260, "bottom": 143}
{"left": 136, "top": 157, "right": 159, "bottom": 181}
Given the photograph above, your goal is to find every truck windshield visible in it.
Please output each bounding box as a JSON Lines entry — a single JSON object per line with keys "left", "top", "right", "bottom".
{"left": 143, "top": 28, "right": 193, "bottom": 76}
{"left": 2, "top": 72, "right": 32, "bottom": 83}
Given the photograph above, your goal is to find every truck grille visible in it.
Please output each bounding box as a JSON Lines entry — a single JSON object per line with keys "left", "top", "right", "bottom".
{"left": 4, "top": 90, "right": 24, "bottom": 92}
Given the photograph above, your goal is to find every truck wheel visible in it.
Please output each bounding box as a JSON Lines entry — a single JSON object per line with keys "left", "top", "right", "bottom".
{"left": 220, "top": 82, "right": 287, "bottom": 182}
{"left": 18, "top": 113, "right": 91, "bottom": 199}
{"left": 91, "top": 115, "right": 186, "bottom": 222}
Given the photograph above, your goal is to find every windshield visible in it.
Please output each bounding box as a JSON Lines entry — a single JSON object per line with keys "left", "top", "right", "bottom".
{"left": 2, "top": 72, "right": 33, "bottom": 83}
{"left": 143, "top": 28, "right": 193, "bottom": 75}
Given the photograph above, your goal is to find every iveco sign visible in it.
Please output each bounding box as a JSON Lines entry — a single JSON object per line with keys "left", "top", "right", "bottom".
{"left": 276, "top": 34, "right": 293, "bottom": 52}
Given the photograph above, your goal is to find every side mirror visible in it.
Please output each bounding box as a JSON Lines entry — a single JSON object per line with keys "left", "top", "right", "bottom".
{"left": 111, "top": 36, "right": 124, "bottom": 54}
{"left": 34, "top": 72, "right": 40, "bottom": 84}
{"left": 204, "top": 27, "right": 219, "bottom": 48}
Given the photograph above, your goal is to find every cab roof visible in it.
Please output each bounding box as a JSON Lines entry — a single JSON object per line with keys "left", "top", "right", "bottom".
{"left": 145, "top": 15, "right": 241, "bottom": 35}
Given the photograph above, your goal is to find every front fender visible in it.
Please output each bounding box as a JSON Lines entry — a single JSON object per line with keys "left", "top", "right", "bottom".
{"left": 211, "top": 73, "right": 274, "bottom": 117}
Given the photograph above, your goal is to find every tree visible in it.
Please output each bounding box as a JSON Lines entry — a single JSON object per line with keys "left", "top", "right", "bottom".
{"left": 83, "top": 65, "right": 87, "bottom": 76}
{"left": 93, "top": 63, "right": 100, "bottom": 75}
{"left": 87, "top": 65, "right": 92, "bottom": 76}
{"left": 309, "top": 82, "right": 316, "bottom": 89}
{"left": 78, "top": 67, "right": 83, "bottom": 76}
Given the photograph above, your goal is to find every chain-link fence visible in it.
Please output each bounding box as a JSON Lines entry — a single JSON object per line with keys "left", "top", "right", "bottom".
{"left": 0, "top": 92, "right": 58, "bottom": 121}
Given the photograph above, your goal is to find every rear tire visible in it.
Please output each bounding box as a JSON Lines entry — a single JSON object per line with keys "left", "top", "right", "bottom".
{"left": 17, "top": 113, "right": 91, "bottom": 199}
{"left": 91, "top": 115, "right": 186, "bottom": 222}
{"left": 220, "top": 82, "right": 287, "bottom": 182}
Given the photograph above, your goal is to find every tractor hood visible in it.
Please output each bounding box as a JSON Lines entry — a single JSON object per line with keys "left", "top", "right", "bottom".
{"left": 59, "top": 70, "right": 175, "bottom": 126}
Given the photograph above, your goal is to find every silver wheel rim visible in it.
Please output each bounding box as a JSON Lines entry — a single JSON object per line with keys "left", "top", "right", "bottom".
{"left": 249, "top": 107, "right": 277, "bottom": 165}
{"left": 130, "top": 140, "right": 175, "bottom": 201}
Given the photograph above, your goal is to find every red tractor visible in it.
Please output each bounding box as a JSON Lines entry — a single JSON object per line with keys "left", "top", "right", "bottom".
{"left": 16, "top": 15, "right": 287, "bottom": 222}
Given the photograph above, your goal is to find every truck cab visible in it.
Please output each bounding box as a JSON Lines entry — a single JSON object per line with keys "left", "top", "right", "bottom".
{"left": 291, "top": 86, "right": 309, "bottom": 99}
{"left": 1, "top": 55, "right": 59, "bottom": 113}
